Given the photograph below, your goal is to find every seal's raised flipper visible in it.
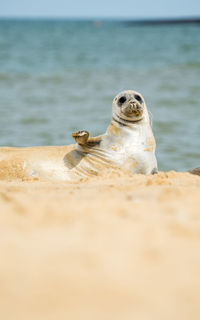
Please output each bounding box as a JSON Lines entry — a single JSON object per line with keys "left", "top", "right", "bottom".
{"left": 72, "top": 130, "right": 89, "bottom": 145}
{"left": 72, "top": 130, "right": 102, "bottom": 147}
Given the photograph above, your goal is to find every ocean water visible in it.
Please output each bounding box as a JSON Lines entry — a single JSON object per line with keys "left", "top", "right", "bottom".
{"left": 0, "top": 19, "right": 200, "bottom": 171}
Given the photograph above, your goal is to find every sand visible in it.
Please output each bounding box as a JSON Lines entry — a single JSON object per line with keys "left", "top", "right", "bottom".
{"left": 0, "top": 170, "right": 200, "bottom": 319}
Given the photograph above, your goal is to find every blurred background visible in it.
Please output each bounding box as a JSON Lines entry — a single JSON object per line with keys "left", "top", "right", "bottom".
{"left": 0, "top": 0, "right": 200, "bottom": 171}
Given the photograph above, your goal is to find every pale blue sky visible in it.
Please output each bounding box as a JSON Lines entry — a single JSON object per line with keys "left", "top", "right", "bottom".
{"left": 0, "top": 0, "right": 200, "bottom": 18}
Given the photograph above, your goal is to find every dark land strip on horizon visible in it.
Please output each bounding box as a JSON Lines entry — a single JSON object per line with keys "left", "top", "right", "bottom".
{"left": 125, "top": 17, "right": 200, "bottom": 26}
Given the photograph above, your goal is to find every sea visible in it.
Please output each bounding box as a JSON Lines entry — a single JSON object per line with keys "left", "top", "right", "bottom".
{"left": 0, "top": 19, "right": 200, "bottom": 171}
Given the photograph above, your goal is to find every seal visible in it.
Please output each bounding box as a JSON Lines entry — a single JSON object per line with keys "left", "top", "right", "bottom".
{"left": 0, "top": 90, "right": 158, "bottom": 181}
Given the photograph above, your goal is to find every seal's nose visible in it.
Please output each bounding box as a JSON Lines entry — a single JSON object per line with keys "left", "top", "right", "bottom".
{"left": 129, "top": 100, "right": 142, "bottom": 111}
{"left": 122, "top": 99, "right": 143, "bottom": 117}
{"left": 129, "top": 100, "right": 136, "bottom": 106}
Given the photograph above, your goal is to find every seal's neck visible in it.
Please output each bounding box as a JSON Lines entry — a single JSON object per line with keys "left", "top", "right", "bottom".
{"left": 112, "top": 113, "right": 150, "bottom": 129}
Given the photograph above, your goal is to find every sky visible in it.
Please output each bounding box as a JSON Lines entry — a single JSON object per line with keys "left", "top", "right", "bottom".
{"left": 0, "top": 0, "right": 200, "bottom": 19}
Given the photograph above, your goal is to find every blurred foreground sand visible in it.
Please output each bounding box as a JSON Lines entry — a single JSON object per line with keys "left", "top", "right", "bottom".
{"left": 0, "top": 171, "right": 200, "bottom": 320}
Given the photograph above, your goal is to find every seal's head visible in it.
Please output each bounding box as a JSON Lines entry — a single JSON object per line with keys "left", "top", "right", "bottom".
{"left": 112, "top": 90, "right": 149, "bottom": 125}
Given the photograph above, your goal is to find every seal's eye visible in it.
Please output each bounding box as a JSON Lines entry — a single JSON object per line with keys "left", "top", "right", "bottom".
{"left": 118, "top": 96, "right": 126, "bottom": 104}
{"left": 134, "top": 94, "right": 142, "bottom": 102}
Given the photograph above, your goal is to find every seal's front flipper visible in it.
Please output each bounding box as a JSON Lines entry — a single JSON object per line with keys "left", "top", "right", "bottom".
{"left": 72, "top": 130, "right": 102, "bottom": 147}
{"left": 72, "top": 130, "right": 89, "bottom": 145}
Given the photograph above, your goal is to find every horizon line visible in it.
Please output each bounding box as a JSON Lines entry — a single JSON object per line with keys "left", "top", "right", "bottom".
{"left": 0, "top": 15, "right": 200, "bottom": 21}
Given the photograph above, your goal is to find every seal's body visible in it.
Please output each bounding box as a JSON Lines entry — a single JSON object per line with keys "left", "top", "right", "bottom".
{"left": 0, "top": 90, "right": 157, "bottom": 181}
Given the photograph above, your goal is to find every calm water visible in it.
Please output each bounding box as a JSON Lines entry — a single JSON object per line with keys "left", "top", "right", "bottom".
{"left": 0, "top": 19, "right": 200, "bottom": 171}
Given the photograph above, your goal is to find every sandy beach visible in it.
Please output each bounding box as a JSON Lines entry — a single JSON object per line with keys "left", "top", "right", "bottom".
{"left": 0, "top": 170, "right": 200, "bottom": 319}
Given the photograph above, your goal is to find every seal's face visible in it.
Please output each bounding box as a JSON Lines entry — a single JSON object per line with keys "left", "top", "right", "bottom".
{"left": 112, "top": 90, "right": 147, "bottom": 124}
